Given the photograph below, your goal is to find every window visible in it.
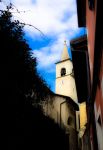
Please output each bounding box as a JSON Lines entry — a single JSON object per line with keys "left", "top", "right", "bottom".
{"left": 67, "top": 116, "right": 72, "bottom": 125}
{"left": 97, "top": 115, "right": 102, "bottom": 126}
{"left": 88, "top": 0, "right": 94, "bottom": 10}
{"left": 61, "top": 68, "right": 66, "bottom": 76}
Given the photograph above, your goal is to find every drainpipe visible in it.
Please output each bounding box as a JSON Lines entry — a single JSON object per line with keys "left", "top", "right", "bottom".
{"left": 60, "top": 100, "right": 66, "bottom": 128}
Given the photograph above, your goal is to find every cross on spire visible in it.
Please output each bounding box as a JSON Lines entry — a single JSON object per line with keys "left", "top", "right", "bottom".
{"left": 61, "top": 40, "right": 70, "bottom": 60}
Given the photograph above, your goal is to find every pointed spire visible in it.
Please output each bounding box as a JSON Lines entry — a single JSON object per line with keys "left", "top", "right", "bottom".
{"left": 61, "top": 40, "right": 70, "bottom": 61}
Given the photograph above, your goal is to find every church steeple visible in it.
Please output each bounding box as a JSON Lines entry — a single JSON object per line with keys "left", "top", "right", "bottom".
{"left": 55, "top": 40, "right": 77, "bottom": 102}
{"left": 61, "top": 40, "right": 70, "bottom": 61}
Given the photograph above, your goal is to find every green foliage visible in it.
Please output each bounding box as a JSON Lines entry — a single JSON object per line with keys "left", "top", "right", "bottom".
{"left": 0, "top": 6, "right": 50, "bottom": 104}
{"left": 0, "top": 5, "right": 69, "bottom": 150}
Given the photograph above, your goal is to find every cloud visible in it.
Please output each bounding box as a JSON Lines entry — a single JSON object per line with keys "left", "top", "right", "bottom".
{"left": 2, "top": 0, "right": 77, "bottom": 35}
{"left": 1, "top": 0, "right": 79, "bottom": 47}
{"left": 32, "top": 32, "right": 71, "bottom": 71}
{"left": 1, "top": 0, "right": 85, "bottom": 66}
{"left": 1, "top": 0, "right": 86, "bottom": 91}
{"left": 33, "top": 43, "right": 61, "bottom": 69}
{"left": 32, "top": 27, "right": 86, "bottom": 73}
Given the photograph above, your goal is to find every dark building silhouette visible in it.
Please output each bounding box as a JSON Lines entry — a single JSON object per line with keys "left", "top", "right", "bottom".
{"left": 70, "top": 0, "right": 103, "bottom": 150}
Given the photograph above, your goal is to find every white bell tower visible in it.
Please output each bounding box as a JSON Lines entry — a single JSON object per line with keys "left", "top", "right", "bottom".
{"left": 55, "top": 41, "right": 77, "bottom": 102}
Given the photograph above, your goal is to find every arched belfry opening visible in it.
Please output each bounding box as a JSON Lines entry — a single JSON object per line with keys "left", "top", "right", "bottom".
{"left": 61, "top": 68, "right": 66, "bottom": 76}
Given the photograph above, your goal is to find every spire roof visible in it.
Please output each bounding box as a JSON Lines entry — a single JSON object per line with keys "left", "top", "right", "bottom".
{"left": 61, "top": 40, "right": 70, "bottom": 61}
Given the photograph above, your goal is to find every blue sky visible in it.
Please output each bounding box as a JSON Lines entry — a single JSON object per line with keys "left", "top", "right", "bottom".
{"left": 1, "top": 0, "right": 86, "bottom": 92}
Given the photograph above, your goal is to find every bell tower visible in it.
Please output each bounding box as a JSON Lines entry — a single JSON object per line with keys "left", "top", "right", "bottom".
{"left": 55, "top": 41, "right": 77, "bottom": 102}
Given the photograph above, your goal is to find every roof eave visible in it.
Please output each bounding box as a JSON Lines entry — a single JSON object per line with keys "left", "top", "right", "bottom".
{"left": 76, "top": 0, "right": 86, "bottom": 27}
{"left": 54, "top": 93, "right": 79, "bottom": 111}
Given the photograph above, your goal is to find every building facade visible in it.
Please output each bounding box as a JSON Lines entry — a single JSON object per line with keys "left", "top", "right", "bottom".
{"left": 72, "top": 0, "right": 103, "bottom": 150}
{"left": 70, "top": 35, "right": 90, "bottom": 150}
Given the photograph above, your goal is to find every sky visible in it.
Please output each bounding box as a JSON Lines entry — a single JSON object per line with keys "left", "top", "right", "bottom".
{"left": 1, "top": 0, "right": 86, "bottom": 92}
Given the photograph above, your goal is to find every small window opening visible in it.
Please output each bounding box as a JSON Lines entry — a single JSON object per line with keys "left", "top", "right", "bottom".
{"left": 61, "top": 68, "right": 66, "bottom": 76}
{"left": 97, "top": 115, "right": 102, "bottom": 126}
{"left": 88, "top": 0, "right": 94, "bottom": 10}
{"left": 67, "top": 117, "right": 72, "bottom": 125}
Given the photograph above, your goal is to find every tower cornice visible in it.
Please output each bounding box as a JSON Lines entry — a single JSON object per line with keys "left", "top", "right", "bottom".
{"left": 55, "top": 58, "right": 72, "bottom": 64}
{"left": 56, "top": 73, "right": 74, "bottom": 79}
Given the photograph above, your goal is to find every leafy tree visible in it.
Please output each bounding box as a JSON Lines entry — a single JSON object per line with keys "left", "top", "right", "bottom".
{"left": 0, "top": 5, "right": 69, "bottom": 150}
{"left": 0, "top": 3, "right": 48, "bottom": 136}
{"left": 0, "top": 4, "right": 50, "bottom": 104}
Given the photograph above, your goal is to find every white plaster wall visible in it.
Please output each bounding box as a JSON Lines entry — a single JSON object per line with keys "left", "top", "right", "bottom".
{"left": 56, "top": 75, "right": 78, "bottom": 102}
{"left": 43, "top": 95, "right": 76, "bottom": 130}
{"left": 56, "top": 59, "right": 77, "bottom": 102}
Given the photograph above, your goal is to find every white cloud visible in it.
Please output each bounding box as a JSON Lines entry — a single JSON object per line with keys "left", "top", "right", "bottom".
{"left": 33, "top": 32, "right": 71, "bottom": 71}
{"left": 1, "top": 0, "right": 82, "bottom": 89}
{"left": 3, "top": 0, "right": 77, "bottom": 36}
{"left": 1, "top": 0, "right": 78, "bottom": 43}
{"left": 33, "top": 44, "right": 60, "bottom": 69}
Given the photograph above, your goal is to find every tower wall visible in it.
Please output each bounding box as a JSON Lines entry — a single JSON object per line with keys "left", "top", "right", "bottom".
{"left": 56, "top": 75, "right": 77, "bottom": 102}
{"left": 55, "top": 59, "right": 77, "bottom": 102}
